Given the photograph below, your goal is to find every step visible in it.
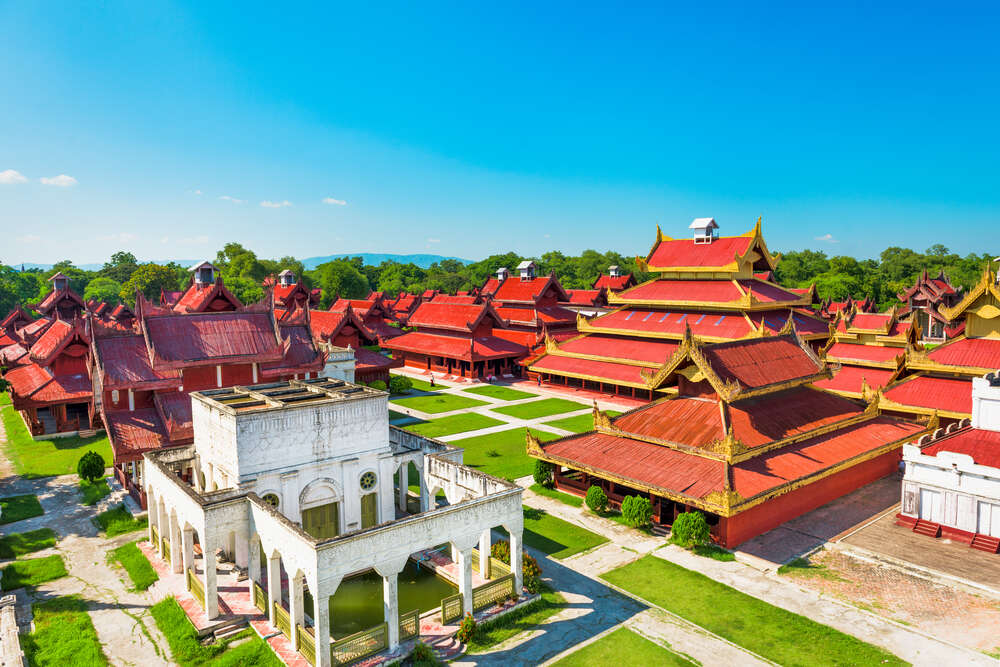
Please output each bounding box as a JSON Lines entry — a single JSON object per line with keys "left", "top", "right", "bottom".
{"left": 214, "top": 622, "right": 250, "bottom": 641}
{"left": 912, "top": 519, "right": 941, "bottom": 538}
{"left": 970, "top": 534, "right": 1000, "bottom": 554}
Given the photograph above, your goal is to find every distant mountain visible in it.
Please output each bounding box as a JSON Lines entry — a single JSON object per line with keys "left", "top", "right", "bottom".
{"left": 301, "top": 253, "right": 473, "bottom": 270}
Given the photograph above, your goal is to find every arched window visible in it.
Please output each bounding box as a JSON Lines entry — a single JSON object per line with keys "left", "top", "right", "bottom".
{"left": 262, "top": 493, "right": 280, "bottom": 509}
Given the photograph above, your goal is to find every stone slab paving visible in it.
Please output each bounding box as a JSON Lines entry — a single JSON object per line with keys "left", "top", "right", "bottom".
{"left": 652, "top": 543, "right": 995, "bottom": 666}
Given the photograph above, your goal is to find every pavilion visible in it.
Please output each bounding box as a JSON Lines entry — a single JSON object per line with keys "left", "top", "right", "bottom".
{"left": 897, "top": 269, "right": 965, "bottom": 341}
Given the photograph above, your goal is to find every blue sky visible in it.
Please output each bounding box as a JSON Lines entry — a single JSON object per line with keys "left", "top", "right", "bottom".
{"left": 2, "top": 2, "right": 998, "bottom": 265}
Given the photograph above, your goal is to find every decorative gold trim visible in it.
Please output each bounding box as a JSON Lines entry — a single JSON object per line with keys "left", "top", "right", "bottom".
{"left": 939, "top": 265, "right": 999, "bottom": 321}
{"left": 592, "top": 401, "right": 614, "bottom": 430}
{"left": 906, "top": 336, "right": 996, "bottom": 375}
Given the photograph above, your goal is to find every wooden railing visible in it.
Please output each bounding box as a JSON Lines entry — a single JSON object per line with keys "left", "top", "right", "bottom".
{"left": 150, "top": 525, "right": 160, "bottom": 553}
{"left": 440, "top": 592, "right": 463, "bottom": 624}
{"left": 399, "top": 609, "right": 419, "bottom": 642}
{"left": 162, "top": 538, "right": 171, "bottom": 564}
{"left": 472, "top": 573, "right": 515, "bottom": 611}
{"left": 187, "top": 568, "right": 205, "bottom": 609}
{"left": 253, "top": 581, "right": 267, "bottom": 612}
{"left": 330, "top": 622, "right": 387, "bottom": 665}
{"left": 470, "top": 550, "right": 510, "bottom": 579}
{"left": 273, "top": 601, "right": 291, "bottom": 639}
{"left": 296, "top": 624, "right": 315, "bottom": 665}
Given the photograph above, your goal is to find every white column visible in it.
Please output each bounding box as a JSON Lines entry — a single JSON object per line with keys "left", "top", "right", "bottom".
{"left": 374, "top": 558, "right": 408, "bottom": 651}
{"left": 418, "top": 466, "right": 431, "bottom": 513}
{"left": 266, "top": 553, "right": 282, "bottom": 626}
{"left": 397, "top": 467, "right": 408, "bottom": 512}
{"left": 312, "top": 577, "right": 340, "bottom": 667}
{"left": 203, "top": 537, "right": 219, "bottom": 620}
{"left": 289, "top": 574, "right": 305, "bottom": 649}
{"left": 247, "top": 540, "right": 260, "bottom": 599}
{"left": 479, "top": 529, "right": 492, "bottom": 580}
{"left": 170, "top": 514, "right": 182, "bottom": 574}
{"left": 181, "top": 527, "right": 194, "bottom": 576}
{"left": 510, "top": 529, "right": 524, "bottom": 595}
{"left": 146, "top": 495, "right": 156, "bottom": 545}
{"left": 157, "top": 503, "right": 168, "bottom": 557}
{"left": 457, "top": 547, "right": 474, "bottom": 615}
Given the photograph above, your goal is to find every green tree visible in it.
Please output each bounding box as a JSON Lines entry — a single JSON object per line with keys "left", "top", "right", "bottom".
{"left": 311, "top": 260, "right": 370, "bottom": 305}
{"left": 120, "top": 264, "right": 180, "bottom": 304}
{"left": 77, "top": 451, "right": 105, "bottom": 483}
{"left": 100, "top": 251, "right": 139, "bottom": 284}
{"left": 83, "top": 277, "right": 123, "bottom": 304}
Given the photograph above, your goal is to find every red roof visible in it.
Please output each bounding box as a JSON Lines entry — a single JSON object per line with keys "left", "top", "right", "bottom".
{"left": 592, "top": 274, "right": 634, "bottom": 291}
{"left": 648, "top": 236, "right": 753, "bottom": 270}
{"left": 35, "top": 286, "right": 85, "bottom": 315}
{"left": 746, "top": 311, "right": 830, "bottom": 337}
{"left": 493, "top": 304, "right": 576, "bottom": 327}
{"left": 309, "top": 310, "right": 375, "bottom": 343}
{"left": 562, "top": 289, "right": 604, "bottom": 306}
{"left": 558, "top": 334, "right": 678, "bottom": 365}
{"left": 699, "top": 335, "right": 823, "bottom": 390}
{"left": 384, "top": 331, "right": 525, "bottom": 361}
{"left": 5, "top": 363, "right": 91, "bottom": 407}
{"left": 0, "top": 343, "right": 29, "bottom": 366}
{"left": 826, "top": 342, "right": 903, "bottom": 364}
{"left": 617, "top": 280, "right": 744, "bottom": 303}
{"left": 330, "top": 298, "right": 375, "bottom": 316}
{"left": 848, "top": 313, "right": 892, "bottom": 331}
{"left": 927, "top": 337, "right": 1000, "bottom": 370}
{"left": 144, "top": 312, "right": 283, "bottom": 368}
{"left": 529, "top": 354, "right": 656, "bottom": 386}
{"left": 407, "top": 302, "right": 503, "bottom": 333}
{"left": 590, "top": 309, "right": 755, "bottom": 339}
{"left": 95, "top": 335, "right": 181, "bottom": 390}
{"left": 261, "top": 325, "right": 323, "bottom": 377}
{"left": 883, "top": 374, "right": 971, "bottom": 415}
{"left": 155, "top": 391, "right": 194, "bottom": 442}
{"left": 160, "top": 290, "right": 183, "bottom": 307}
{"left": 354, "top": 347, "right": 403, "bottom": 372}
{"left": 481, "top": 278, "right": 502, "bottom": 297}
{"left": 105, "top": 408, "right": 167, "bottom": 462}
{"left": 813, "top": 365, "right": 895, "bottom": 395}
{"left": 431, "top": 294, "right": 479, "bottom": 305}
{"left": 922, "top": 427, "right": 1000, "bottom": 469}
{"left": 492, "top": 275, "right": 568, "bottom": 304}
{"left": 29, "top": 319, "right": 87, "bottom": 366}
{"left": 173, "top": 281, "right": 243, "bottom": 313}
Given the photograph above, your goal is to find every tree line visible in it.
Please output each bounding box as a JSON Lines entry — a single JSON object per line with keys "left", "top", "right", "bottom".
{"left": 1, "top": 241, "right": 992, "bottom": 317}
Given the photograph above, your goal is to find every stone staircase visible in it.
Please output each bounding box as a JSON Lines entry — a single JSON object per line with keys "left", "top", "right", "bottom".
{"left": 425, "top": 633, "right": 464, "bottom": 661}
{"left": 970, "top": 534, "right": 1000, "bottom": 554}
{"left": 912, "top": 519, "right": 941, "bottom": 538}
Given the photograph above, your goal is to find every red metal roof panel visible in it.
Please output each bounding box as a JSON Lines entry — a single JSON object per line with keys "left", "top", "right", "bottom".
{"left": 558, "top": 335, "right": 678, "bottom": 365}
{"left": 529, "top": 354, "right": 656, "bottom": 385}
{"left": 883, "top": 375, "right": 972, "bottom": 415}
{"left": 96, "top": 335, "right": 181, "bottom": 390}
{"left": 648, "top": 236, "right": 753, "bottom": 269}
{"left": 922, "top": 427, "right": 1000, "bottom": 469}
{"left": 145, "top": 312, "right": 282, "bottom": 367}
{"left": 105, "top": 408, "right": 168, "bottom": 462}
{"left": 827, "top": 342, "right": 903, "bottom": 364}
{"left": 928, "top": 337, "right": 1000, "bottom": 370}
{"left": 700, "top": 335, "right": 822, "bottom": 390}
{"left": 813, "top": 365, "right": 895, "bottom": 395}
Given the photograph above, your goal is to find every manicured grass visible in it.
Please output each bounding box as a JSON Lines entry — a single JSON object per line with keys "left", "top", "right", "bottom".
{"left": 552, "top": 627, "right": 696, "bottom": 667}
{"left": 2, "top": 554, "right": 68, "bottom": 590}
{"left": 0, "top": 527, "right": 57, "bottom": 559}
{"left": 691, "top": 543, "right": 736, "bottom": 561}
{"left": 151, "top": 596, "right": 281, "bottom": 666}
{"left": 402, "top": 412, "right": 505, "bottom": 438}
{"left": 390, "top": 375, "right": 439, "bottom": 393}
{"left": 79, "top": 477, "right": 112, "bottom": 505}
{"left": 94, "top": 504, "right": 148, "bottom": 537}
{"left": 601, "top": 555, "right": 906, "bottom": 667}
{"left": 777, "top": 556, "right": 848, "bottom": 582}
{"left": 529, "top": 483, "right": 583, "bottom": 507}
{"left": 390, "top": 393, "right": 488, "bottom": 414}
{"left": 465, "top": 584, "right": 566, "bottom": 653}
{"left": 598, "top": 509, "right": 654, "bottom": 535}
{"left": 543, "top": 410, "right": 623, "bottom": 433}
{"left": 0, "top": 391, "right": 10, "bottom": 407}
{"left": 1, "top": 404, "right": 112, "bottom": 478}
{"left": 20, "top": 595, "right": 108, "bottom": 666}
{"left": 0, "top": 493, "right": 44, "bottom": 524}
{"left": 449, "top": 427, "right": 561, "bottom": 479}
{"left": 517, "top": 507, "right": 608, "bottom": 559}
{"left": 388, "top": 409, "right": 419, "bottom": 423}
{"left": 490, "top": 397, "right": 586, "bottom": 420}
{"left": 109, "top": 541, "right": 158, "bottom": 591}
{"left": 462, "top": 385, "right": 538, "bottom": 401}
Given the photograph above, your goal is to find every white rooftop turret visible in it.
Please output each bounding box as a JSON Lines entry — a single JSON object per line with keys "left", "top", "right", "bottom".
{"left": 608, "top": 265, "right": 620, "bottom": 278}
{"left": 496, "top": 267, "right": 510, "bottom": 281}
{"left": 689, "top": 217, "right": 719, "bottom": 244}
{"left": 517, "top": 260, "right": 536, "bottom": 280}
{"left": 190, "top": 260, "right": 217, "bottom": 285}
{"left": 278, "top": 269, "right": 296, "bottom": 286}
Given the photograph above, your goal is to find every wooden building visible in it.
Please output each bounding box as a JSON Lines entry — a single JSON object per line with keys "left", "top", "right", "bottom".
{"left": 525, "top": 218, "right": 830, "bottom": 400}
{"left": 528, "top": 329, "right": 928, "bottom": 547}
{"left": 897, "top": 269, "right": 965, "bottom": 341}
{"left": 592, "top": 265, "right": 636, "bottom": 293}
{"left": 489, "top": 261, "right": 577, "bottom": 348}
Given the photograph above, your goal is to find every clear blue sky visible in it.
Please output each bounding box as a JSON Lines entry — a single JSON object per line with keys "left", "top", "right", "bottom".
{"left": 2, "top": 2, "right": 998, "bottom": 265}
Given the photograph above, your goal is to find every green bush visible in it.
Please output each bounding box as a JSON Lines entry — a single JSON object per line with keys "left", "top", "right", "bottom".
{"left": 76, "top": 451, "right": 105, "bottom": 483}
{"left": 388, "top": 375, "right": 413, "bottom": 394}
{"left": 585, "top": 485, "right": 608, "bottom": 513}
{"left": 621, "top": 495, "right": 653, "bottom": 528}
{"left": 671, "top": 511, "right": 710, "bottom": 548}
{"left": 409, "top": 640, "right": 443, "bottom": 666}
{"left": 456, "top": 612, "right": 477, "bottom": 643}
{"left": 490, "top": 539, "right": 543, "bottom": 593}
{"left": 532, "top": 460, "right": 554, "bottom": 488}
{"left": 369, "top": 380, "right": 388, "bottom": 391}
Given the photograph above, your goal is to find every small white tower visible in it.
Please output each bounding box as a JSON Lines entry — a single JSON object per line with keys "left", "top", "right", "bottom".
{"left": 496, "top": 267, "right": 510, "bottom": 282}
{"left": 689, "top": 217, "right": 719, "bottom": 244}
{"left": 190, "top": 261, "right": 217, "bottom": 285}
{"left": 278, "top": 269, "right": 296, "bottom": 287}
{"left": 517, "top": 260, "right": 536, "bottom": 281}
{"left": 608, "top": 265, "right": 620, "bottom": 278}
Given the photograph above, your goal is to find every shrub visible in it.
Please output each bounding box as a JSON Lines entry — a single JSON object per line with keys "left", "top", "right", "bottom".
{"left": 388, "top": 375, "right": 413, "bottom": 395}
{"left": 410, "top": 641, "right": 442, "bottom": 666}
{"left": 671, "top": 511, "right": 710, "bottom": 548}
{"left": 621, "top": 495, "right": 653, "bottom": 528}
{"left": 369, "top": 380, "right": 388, "bottom": 391}
{"left": 490, "top": 539, "right": 511, "bottom": 563}
{"left": 76, "top": 451, "right": 105, "bottom": 483}
{"left": 456, "top": 612, "right": 477, "bottom": 643}
{"left": 585, "top": 485, "right": 608, "bottom": 513}
{"left": 533, "top": 460, "right": 554, "bottom": 488}
{"left": 490, "top": 539, "right": 542, "bottom": 593}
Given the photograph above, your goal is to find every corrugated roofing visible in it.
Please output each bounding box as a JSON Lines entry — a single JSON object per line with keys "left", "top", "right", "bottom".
{"left": 558, "top": 334, "right": 678, "bottom": 365}
{"left": 700, "top": 335, "right": 822, "bottom": 390}
{"left": 145, "top": 312, "right": 282, "bottom": 368}
{"left": 592, "top": 273, "right": 633, "bottom": 291}
{"left": 647, "top": 236, "right": 753, "bottom": 269}
{"left": 922, "top": 427, "right": 1000, "bottom": 469}
{"left": 261, "top": 325, "right": 323, "bottom": 376}
{"left": 928, "top": 337, "right": 1000, "bottom": 370}
{"left": 96, "top": 335, "right": 181, "bottom": 390}
{"left": 492, "top": 275, "right": 568, "bottom": 304}
{"left": 614, "top": 397, "right": 725, "bottom": 446}
{"left": 105, "top": 408, "right": 168, "bottom": 461}
{"left": 883, "top": 374, "right": 972, "bottom": 415}
{"left": 529, "top": 354, "right": 656, "bottom": 386}
{"left": 726, "top": 387, "right": 863, "bottom": 448}
{"left": 813, "top": 365, "right": 895, "bottom": 395}
{"left": 154, "top": 391, "right": 193, "bottom": 442}
{"left": 384, "top": 331, "right": 526, "bottom": 361}
{"left": 406, "top": 302, "right": 496, "bottom": 332}
{"left": 827, "top": 342, "right": 903, "bottom": 364}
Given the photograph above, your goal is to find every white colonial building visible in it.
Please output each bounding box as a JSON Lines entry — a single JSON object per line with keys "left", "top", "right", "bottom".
{"left": 143, "top": 377, "right": 525, "bottom": 666}
{"left": 899, "top": 372, "right": 1000, "bottom": 553}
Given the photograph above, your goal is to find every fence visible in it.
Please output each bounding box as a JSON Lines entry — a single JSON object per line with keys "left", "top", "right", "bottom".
{"left": 471, "top": 550, "right": 510, "bottom": 579}
{"left": 253, "top": 581, "right": 267, "bottom": 612}
{"left": 150, "top": 525, "right": 160, "bottom": 553}
{"left": 273, "top": 602, "right": 291, "bottom": 639}
{"left": 162, "top": 538, "right": 171, "bottom": 565}
{"left": 398, "top": 609, "right": 419, "bottom": 642}
{"left": 330, "top": 622, "right": 387, "bottom": 665}
{"left": 440, "top": 592, "right": 463, "bottom": 624}
{"left": 472, "top": 573, "right": 515, "bottom": 611}
{"left": 296, "top": 624, "right": 315, "bottom": 665}
{"left": 186, "top": 568, "right": 205, "bottom": 609}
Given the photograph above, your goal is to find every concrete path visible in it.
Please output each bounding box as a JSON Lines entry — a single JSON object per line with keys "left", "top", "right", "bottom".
{"left": 0, "top": 418, "right": 170, "bottom": 666}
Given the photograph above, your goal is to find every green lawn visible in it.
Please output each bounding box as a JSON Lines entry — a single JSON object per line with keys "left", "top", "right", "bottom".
{"left": 601, "top": 555, "right": 906, "bottom": 667}
{"left": 462, "top": 385, "right": 538, "bottom": 401}
{"left": 0, "top": 528, "right": 57, "bottom": 559}
{"left": 465, "top": 584, "right": 566, "bottom": 653}
{"left": 390, "top": 393, "right": 488, "bottom": 414}
{"left": 151, "top": 596, "right": 282, "bottom": 666}
{"left": 0, "top": 493, "right": 44, "bottom": 524}
{"left": 20, "top": 596, "right": 108, "bottom": 666}
{"left": 79, "top": 477, "right": 112, "bottom": 505}
{"left": 402, "top": 412, "right": 505, "bottom": 438}
{"left": 1, "top": 405, "right": 112, "bottom": 478}
{"left": 529, "top": 483, "right": 583, "bottom": 507}
{"left": 388, "top": 409, "right": 419, "bottom": 423}
{"left": 390, "top": 376, "right": 439, "bottom": 393}
{"left": 0, "top": 391, "right": 10, "bottom": 407}
{"left": 95, "top": 504, "right": 148, "bottom": 537}
{"left": 449, "top": 428, "right": 561, "bottom": 479}
{"left": 552, "top": 627, "right": 696, "bottom": 667}
{"left": 543, "top": 410, "right": 623, "bottom": 433}
{"left": 490, "top": 398, "right": 586, "bottom": 420}
{"left": 2, "top": 554, "right": 68, "bottom": 590}
{"left": 109, "top": 541, "right": 158, "bottom": 591}
{"left": 517, "top": 507, "right": 608, "bottom": 559}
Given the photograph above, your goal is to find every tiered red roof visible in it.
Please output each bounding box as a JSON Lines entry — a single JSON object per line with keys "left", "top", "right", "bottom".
{"left": 921, "top": 427, "right": 1000, "bottom": 469}
{"left": 882, "top": 374, "right": 972, "bottom": 417}
{"left": 592, "top": 273, "right": 636, "bottom": 292}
